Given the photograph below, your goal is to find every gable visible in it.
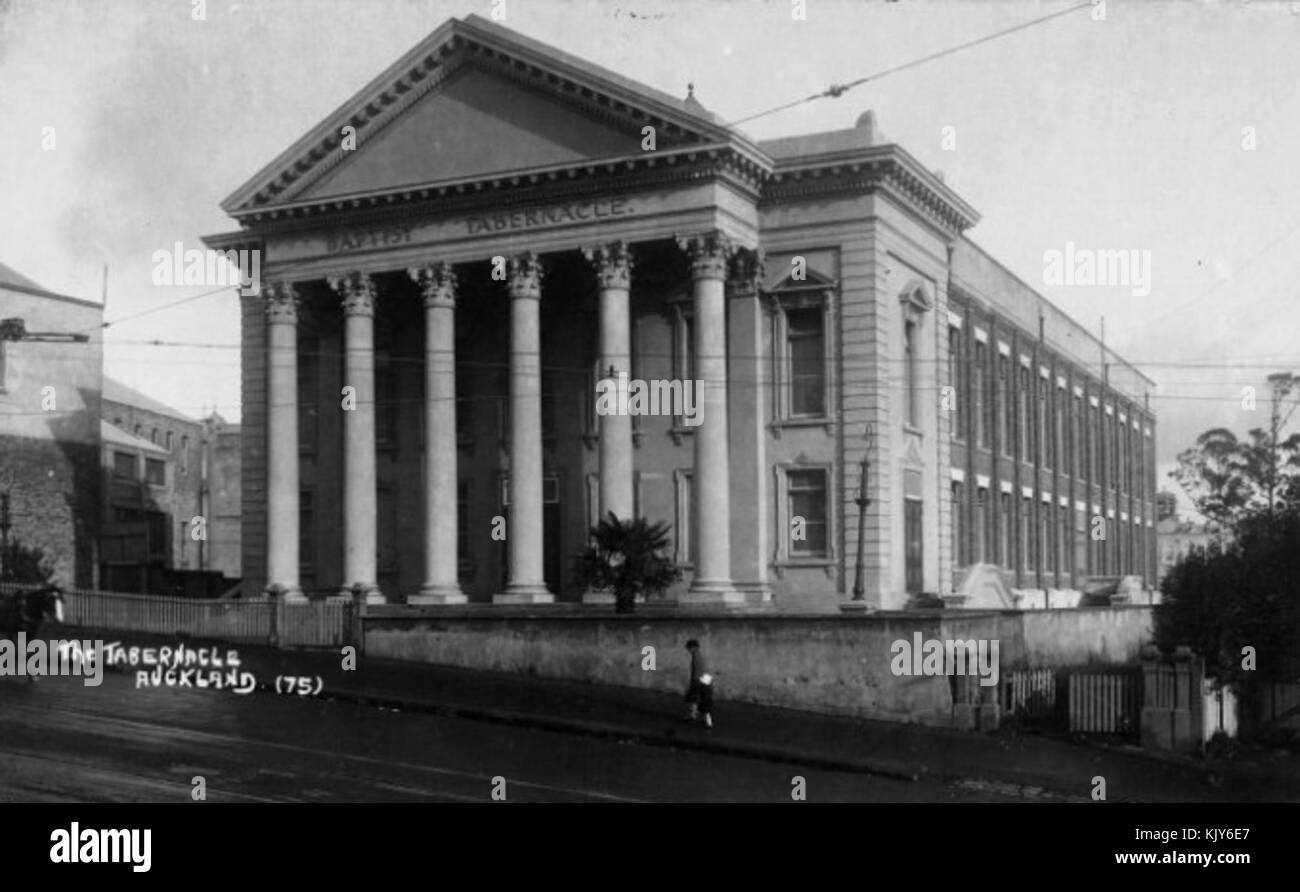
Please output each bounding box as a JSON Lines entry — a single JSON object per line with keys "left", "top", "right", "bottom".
{"left": 298, "top": 64, "right": 646, "bottom": 202}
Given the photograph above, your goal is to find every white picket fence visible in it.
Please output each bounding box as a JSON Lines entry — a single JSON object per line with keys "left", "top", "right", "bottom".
{"left": 2, "top": 584, "right": 352, "bottom": 648}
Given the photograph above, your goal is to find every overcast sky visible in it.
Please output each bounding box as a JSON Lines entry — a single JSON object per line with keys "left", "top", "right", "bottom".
{"left": 3, "top": 0, "right": 1298, "bottom": 510}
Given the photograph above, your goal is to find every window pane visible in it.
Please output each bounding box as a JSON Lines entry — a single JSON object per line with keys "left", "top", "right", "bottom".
{"left": 145, "top": 458, "right": 165, "bottom": 485}
{"left": 788, "top": 470, "right": 827, "bottom": 556}
{"left": 788, "top": 308, "right": 825, "bottom": 416}
{"left": 114, "top": 452, "right": 135, "bottom": 478}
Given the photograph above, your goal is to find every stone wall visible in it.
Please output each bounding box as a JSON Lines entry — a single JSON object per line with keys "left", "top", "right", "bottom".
{"left": 362, "top": 605, "right": 1154, "bottom": 725}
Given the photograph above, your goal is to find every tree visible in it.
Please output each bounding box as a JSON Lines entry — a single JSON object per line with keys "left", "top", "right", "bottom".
{"left": 1155, "top": 508, "right": 1300, "bottom": 692}
{"left": 0, "top": 540, "right": 56, "bottom": 586}
{"left": 574, "top": 513, "right": 681, "bottom": 614}
{"left": 1171, "top": 372, "right": 1300, "bottom": 533}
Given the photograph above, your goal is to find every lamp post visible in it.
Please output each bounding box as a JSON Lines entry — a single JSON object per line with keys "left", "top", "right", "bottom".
{"left": 851, "top": 424, "right": 876, "bottom": 603}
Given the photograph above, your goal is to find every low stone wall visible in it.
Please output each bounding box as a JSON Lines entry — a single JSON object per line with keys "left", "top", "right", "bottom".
{"left": 361, "top": 606, "right": 1154, "bottom": 726}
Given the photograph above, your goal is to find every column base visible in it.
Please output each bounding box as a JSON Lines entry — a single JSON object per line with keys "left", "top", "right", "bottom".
{"left": 338, "top": 584, "right": 385, "bottom": 605}
{"left": 680, "top": 582, "right": 745, "bottom": 605}
{"left": 839, "top": 598, "right": 873, "bottom": 613}
{"left": 265, "top": 584, "right": 306, "bottom": 602}
{"left": 408, "top": 585, "right": 468, "bottom": 605}
{"left": 494, "top": 584, "right": 555, "bottom": 605}
{"left": 580, "top": 589, "right": 648, "bottom": 605}
{"left": 732, "top": 582, "right": 773, "bottom": 604}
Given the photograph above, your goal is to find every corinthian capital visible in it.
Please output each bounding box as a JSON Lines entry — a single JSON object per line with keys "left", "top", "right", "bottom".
{"left": 676, "top": 231, "right": 734, "bottom": 281}
{"left": 582, "top": 241, "right": 633, "bottom": 291}
{"left": 408, "top": 262, "right": 457, "bottom": 308}
{"left": 727, "top": 247, "right": 766, "bottom": 294}
{"left": 507, "top": 252, "right": 544, "bottom": 300}
{"left": 264, "top": 280, "right": 300, "bottom": 323}
{"left": 328, "top": 270, "right": 377, "bottom": 316}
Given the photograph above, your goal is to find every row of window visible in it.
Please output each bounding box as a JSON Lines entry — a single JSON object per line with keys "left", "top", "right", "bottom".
{"left": 112, "top": 451, "right": 167, "bottom": 485}
{"left": 951, "top": 480, "right": 1153, "bottom": 581}
{"left": 112, "top": 416, "right": 192, "bottom": 473}
{"left": 947, "top": 324, "right": 1152, "bottom": 499}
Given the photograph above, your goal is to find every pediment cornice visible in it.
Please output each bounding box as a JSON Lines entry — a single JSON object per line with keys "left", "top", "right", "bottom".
{"left": 222, "top": 15, "right": 748, "bottom": 216}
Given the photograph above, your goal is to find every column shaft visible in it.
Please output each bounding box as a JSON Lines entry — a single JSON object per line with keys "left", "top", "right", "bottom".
{"left": 264, "top": 282, "right": 303, "bottom": 601}
{"left": 409, "top": 263, "right": 466, "bottom": 604}
{"left": 678, "top": 232, "right": 742, "bottom": 603}
{"left": 496, "top": 252, "right": 553, "bottom": 603}
{"left": 588, "top": 242, "right": 634, "bottom": 521}
{"left": 330, "top": 271, "right": 382, "bottom": 603}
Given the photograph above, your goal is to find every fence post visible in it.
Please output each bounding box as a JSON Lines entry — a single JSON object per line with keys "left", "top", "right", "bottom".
{"left": 267, "top": 584, "right": 283, "bottom": 648}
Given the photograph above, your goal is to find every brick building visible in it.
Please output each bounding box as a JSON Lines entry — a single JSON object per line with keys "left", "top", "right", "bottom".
{"left": 0, "top": 263, "right": 102, "bottom": 588}
{"left": 100, "top": 378, "right": 242, "bottom": 590}
{"left": 206, "top": 15, "right": 1156, "bottom": 609}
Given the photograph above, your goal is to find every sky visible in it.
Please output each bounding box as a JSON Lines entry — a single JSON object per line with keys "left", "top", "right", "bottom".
{"left": 3, "top": 0, "right": 1298, "bottom": 513}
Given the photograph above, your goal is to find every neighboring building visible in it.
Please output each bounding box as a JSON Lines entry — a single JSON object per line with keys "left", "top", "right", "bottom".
{"left": 1155, "top": 490, "right": 1221, "bottom": 587}
{"left": 201, "top": 411, "right": 242, "bottom": 579}
{"left": 100, "top": 377, "right": 240, "bottom": 591}
{"left": 0, "top": 263, "right": 103, "bottom": 588}
{"left": 206, "top": 15, "right": 1156, "bottom": 609}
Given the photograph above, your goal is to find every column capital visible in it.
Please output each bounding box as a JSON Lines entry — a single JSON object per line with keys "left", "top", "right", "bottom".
{"left": 727, "top": 247, "right": 766, "bottom": 296}
{"left": 264, "top": 280, "right": 300, "bottom": 322}
{"left": 582, "top": 241, "right": 633, "bottom": 290}
{"left": 676, "top": 231, "right": 735, "bottom": 281}
{"left": 507, "top": 252, "right": 544, "bottom": 300}
{"left": 408, "top": 261, "right": 457, "bottom": 308}
{"left": 329, "top": 270, "right": 377, "bottom": 316}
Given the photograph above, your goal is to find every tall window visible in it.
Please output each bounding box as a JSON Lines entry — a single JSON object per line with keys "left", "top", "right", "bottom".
{"left": 113, "top": 451, "right": 135, "bottom": 479}
{"left": 144, "top": 458, "right": 165, "bottom": 486}
{"left": 1091, "top": 404, "right": 1101, "bottom": 481}
{"left": 952, "top": 481, "right": 965, "bottom": 567}
{"left": 1019, "top": 366, "right": 1031, "bottom": 459}
{"left": 949, "top": 326, "right": 965, "bottom": 440}
{"left": 974, "top": 342, "right": 988, "bottom": 448}
{"left": 974, "top": 487, "right": 988, "bottom": 562}
{"left": 999, "top": 492, "right": 1011, "bottom": 568}
{"left": 788, "top": 307, "right": 826, "bottom": 417}
{"left": 1059, "top": 504, "right": 1070, "bottom": 581}
{"left": 1054, "top": 386, "right": 1065, "bottom": 473}
{"left": 1022, "top": 496, "right": 1034, "bottom": 573}
{"left": 998, "top": 355, "right": 1011, "bottom": 456}
{"left": 1042, "top": 501, "right": 1054, "bottom": 575}
{"left": 299, "top": 489, "right": 314, "bottom": 579}
{"left": 165, "top": 431, "right": 174, "bottom": 450}
{"left": 1038, "top": 376, "right": 1049, "bottom": 468}
{"left": 905, "top": 499, "right": 923, "bottom": 594}
{"left": 180, "top": 435, "right": 189, "bottom": 474}
{"left": 788, "top": 469, "right": 828, "bottom": 558}
{"left": 1069, "top": 395, "right": 1080, "bottom": 477}
{"left": 904, "top": 319, "right": 918, "bottom": 428}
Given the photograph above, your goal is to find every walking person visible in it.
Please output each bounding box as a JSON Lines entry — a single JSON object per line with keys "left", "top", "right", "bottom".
{"left": 683, "top": 639, "right": 714, "bottom": 728}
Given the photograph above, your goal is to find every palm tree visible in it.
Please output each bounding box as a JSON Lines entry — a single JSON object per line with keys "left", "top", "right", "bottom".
{"left": 575, "top": 512, "right": 681, "bottom": 614}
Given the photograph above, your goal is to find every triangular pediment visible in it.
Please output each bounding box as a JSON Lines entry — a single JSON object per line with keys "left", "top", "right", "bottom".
{"left": 298, "top": 64, "right": 648, "bottom": 202}
{"left": 223, "top": 15, "right": 738, "bottom": 215}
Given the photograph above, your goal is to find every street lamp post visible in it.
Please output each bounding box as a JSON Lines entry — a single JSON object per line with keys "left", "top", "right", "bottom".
{"left": 851, "top": 424, "right": 876, "bottom": 604}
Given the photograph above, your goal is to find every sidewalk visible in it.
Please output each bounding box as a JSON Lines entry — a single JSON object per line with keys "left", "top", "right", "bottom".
{"left": 85, "top": 628, "right": 1299, "bottom": 802}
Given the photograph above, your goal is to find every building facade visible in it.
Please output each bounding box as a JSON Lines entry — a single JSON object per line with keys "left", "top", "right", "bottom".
{"left": 100, "top": 379, "right": 242, "bottom": 590}
{"left": 209, "top": 15, "right": 1156, "bottom": 610}
{"left": 0, "top": 263, "right": 102, "bottom": 588}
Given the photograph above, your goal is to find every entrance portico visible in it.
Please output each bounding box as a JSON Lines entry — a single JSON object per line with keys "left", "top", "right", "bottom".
{"left": 202, "top": 13, "right": 789, "bottom": 606}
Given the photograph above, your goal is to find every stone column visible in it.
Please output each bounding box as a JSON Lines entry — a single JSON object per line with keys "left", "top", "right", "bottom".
{"left": 585, "top": 241, "right": 635, "bottom": 522}
{"left": 677, "top": 232, "right": 742, "bottom": 603}
{"left": 726, "top": 248, "right": 771, "bottom": 603}
{"left": 408, "top": 262, "right": 466, "bottom": 604}
{"left": 328, "top": 270, "right": 383, "bottom": 604}
{"left": 495, "top": 252, "right": 553, "bottom": 604}
{"left": 264, "top": 281, "right": 304, "bottom": 601}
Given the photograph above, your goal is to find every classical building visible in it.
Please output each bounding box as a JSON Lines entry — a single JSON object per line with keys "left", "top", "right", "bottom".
{"left": 0, "top": 263, "right": 102, "bottom": 588}
{"left": 207, "top": 15, "right": 1156, "bottom": 609}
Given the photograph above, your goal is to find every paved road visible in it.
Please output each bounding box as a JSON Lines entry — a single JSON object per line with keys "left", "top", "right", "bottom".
{"left": 0, "top": 670, "right": 1022, "bottom": 803}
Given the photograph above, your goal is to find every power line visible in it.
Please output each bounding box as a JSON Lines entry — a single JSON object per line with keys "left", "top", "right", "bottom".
{"left": 727, "top": 1, "right": 1094, "bottom": 128}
